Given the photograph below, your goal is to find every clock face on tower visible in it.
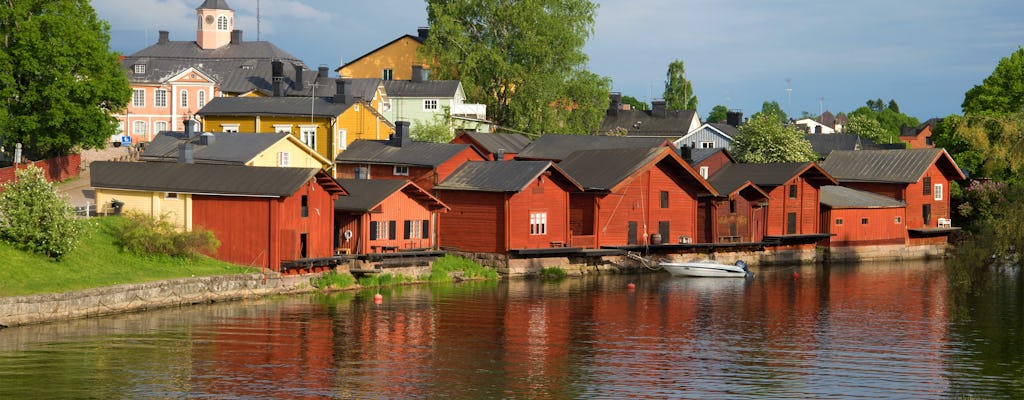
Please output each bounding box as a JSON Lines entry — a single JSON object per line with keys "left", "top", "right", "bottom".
{"left": 205, "top": 15, "right": 214, "bottom": 25}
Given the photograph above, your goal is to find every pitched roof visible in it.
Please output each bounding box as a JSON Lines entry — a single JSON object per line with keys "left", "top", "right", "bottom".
{"left": 685, "top": 147, "right": 734, "bottom": 165}
{"left": 705, "top": 178, "right": 768, "bottom": 200}
{"left": 805, "top": 133, "right": 862, "bottom": 158}
{"left": 456, "top": 131, "right": 532, "bottom": 155}
{"left": 820, "top": 185, "right": 905, "bottom": 208}
{"left": 198, "top": 96, "right": 353, "bottom": 117}
{"left": 197, "top": 0, "right": 233, "bottom": 10}
{"left": 436, "top": 161, "right": 578, "bottom": 192}
{"left": 710, "top": 162, "right": 836, "bottom": 189}
{"left": 600, "top": 108, "right": 698, "bottom": 137}
{"left": 141, "top": 131, "right": 290, "bottom": 165}
{"left": 337, "top": 140, "right": 476, "bottom": 167}
{"left": 516, "top": 134, "right": 668, "bottom": 161}
{"left": 707, "top": 123, "right": 740, "bottom": 138}
{"left": 557, "top": 147, "right": 715, "bottom": 195}
{"left": 383, "top": 80, "right": 461, "bottom": 98}
{"left": 90, "top": 161, "right": 331, "bottom": 197}
{"left": 900, "top": 118, "right": 942, "bottom": 137}
{"left": 334, "top": 179, "right": 446, "bottom": 212}
{"left": 819, "top": 149, "right": 965, "bottom": 183}
{"left": 286, "top": 76, "right": 381, "bottom": 101}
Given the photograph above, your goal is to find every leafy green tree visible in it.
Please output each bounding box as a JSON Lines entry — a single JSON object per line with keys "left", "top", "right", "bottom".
{"left": 887, "top": 99, "right": 900, "bottom": 113}
{"left": 707, "top": 105, "right": 728, "bottom": 123}
{"left": 962, "top": 47, "right": 1024, "bottom": 115}
{"left": 933, "top": 112, "right": 1024, "bottom": 181}
{"left": 0, "top": 165, "right": 83, "bottom": 260}
{"left": 844, "top": 113, "right": 897, "bottom": 144}
{"left": 621, "top": 95, "right": 649, "bottom": 111}
{"left": 421, "top": 0, "right": 609, "bottom": 134}
{"left": 751, "top": 101, "right": 787, "bottom": 124}
{"left": 663, "top": 59, "right": 697, "bottom": 110}
{"left": 412, "top": 107, "right": 455, "bottom": 143}
{"left": 848, "top": 99, "right": 919, "bottom": 140}
{"left": 731, "top": 113, "right": 817, "bottom": 163}
{"left": 0, "top": 0, "right": 131, "bottom": 159}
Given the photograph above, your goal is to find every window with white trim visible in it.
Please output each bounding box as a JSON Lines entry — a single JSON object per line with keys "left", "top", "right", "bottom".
{"left": 382, "top": 68, "right": 393, "bottom": 81}
{"left": 154, "top": 121, "right": 168, "bottom": 133}
{"left": 133, "top": 121, "right": 147, "bottom": 134}
{"left": 278, "top": 152, "right": 290, "bottom": 167}
{"left": 934, "top": 184, "right": 943, "bottom": 200}
{"left": 217, "top": 15, "right": 228, "bottom": 30}
{"left": 835, "top": 218, "right": 843, "bottom": 226}
{"left": 337, "top": 128, "right": 347, "bottom": 149}
{"left": 165, "top": 192, "right": 179, "bottom": 200}
{"left": 375, "top": 221, "right": 388, "bottom": 240}
{"left": 132, "top": 89, "right": 145, "bottom": 107}
{"left": 154, "top": 89, "right": 167, "bottom": 107}
{"left": 300, "top": 126, "right": 317, "bottom": 150}
{"left": 530, "top": 211, "right": 547, "bottom": 235}
{"left": 180, "top": 90, "right": 188, "bottom": 108}
{"left": 895, "top": 216, "right": 902, "bottom": 224}
{"left": 273, "top": 124, "right": 292, "bottom": 133}
{"left": 134, "top": 64, "right": 145, "bottom": 74}
{"left": 221, "top": 124, "right": 239, "bottom": 133}
{"left": 700, "top": 142, "right": 714, "bottom": 148}
{"left": 699, "top": 166, "right": 709, "bottom": 179}
{"left": 393, "top": 165, "right": 409, "bottom": 176}
{"left": 197, "top": 90, "right": 206, "bottom": 108}
{"left": 423, "top": 99, "right": 439, "bottom": 111}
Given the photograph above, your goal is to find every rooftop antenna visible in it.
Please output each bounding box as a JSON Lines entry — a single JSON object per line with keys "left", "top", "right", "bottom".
{"left": 819, "top": 97, "right": 825, "bottom": 115}
{"left": 256, "top": 0, "right": 261, "bottom": 41}
{"left": 786, "top": 79, "right": 792, "bottom": 118}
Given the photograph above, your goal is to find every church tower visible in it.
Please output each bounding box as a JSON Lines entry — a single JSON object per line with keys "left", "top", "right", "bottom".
{"left": 196, "top": 0, "right": 234, "bottom": 50}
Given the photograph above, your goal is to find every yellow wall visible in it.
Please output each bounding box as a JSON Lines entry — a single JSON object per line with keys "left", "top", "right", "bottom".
{"left": 94, "top": 189, "right": 193, "bottom": 230}
{"left": 249, "top": 138, "right": 327, "bottom": 169}
{"left": 338, "top": 36, "right": 428, "bottom": 80}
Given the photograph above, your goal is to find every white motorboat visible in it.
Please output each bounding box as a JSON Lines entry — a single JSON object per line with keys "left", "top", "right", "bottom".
{"left": 660, "top": 259, "right": 752, "bottom": 278}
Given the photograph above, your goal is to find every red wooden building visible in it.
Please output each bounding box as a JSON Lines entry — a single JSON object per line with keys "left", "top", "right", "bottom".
{"left": 557, "top": 147, "right": 717, "bottom": 248}
{"left": 898, "top": 118, "right": 940, "bottom": 149}
{"left": 450, "top": 131, "right": 531, "bottom": 161}
{"left": 820, "top": 185, "right": 907, "bottom": 247}
{"left": 697, "top": 178, "right": 769, "bottom": 244}
{"left": 91, "top": 162, "right": 345, "bottom": 271}
{"left": 682, "top": 147, "right": 736, "bottom": 180}
{"left": 334, "top": 179, "right": 448, "bottom": 254}
{"left": 336, "top": 121, "right": 486, "bottom": 192}
{"left": 820, "top": 148, "right": 965, "bottom": 245}
{"left": 435, "top": 160, "right": 582, "bottom": 253}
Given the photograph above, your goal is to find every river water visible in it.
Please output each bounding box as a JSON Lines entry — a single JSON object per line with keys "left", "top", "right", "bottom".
{"left": 0, "top": 260, "right": 1021, "bottom": 399}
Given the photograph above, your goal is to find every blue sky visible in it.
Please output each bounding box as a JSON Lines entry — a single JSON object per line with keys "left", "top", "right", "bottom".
{"left": 94, "top": 0, "right": 1024, "bottom": 122}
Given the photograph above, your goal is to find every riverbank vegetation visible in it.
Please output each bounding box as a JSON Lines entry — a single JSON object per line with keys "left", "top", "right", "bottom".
{"left": 310, "top": 255, "right": 498, "bottom": 291}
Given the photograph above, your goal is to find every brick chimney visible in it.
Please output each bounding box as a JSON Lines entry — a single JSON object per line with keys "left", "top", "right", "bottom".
{"left": 333, "top": 79, "right": 353, "bottom": 104}
{"left": 271, "top": 60, "right": 285, "bottom": 97}
{"left": 158, "top": 31, "right": 169, "bottom": 44}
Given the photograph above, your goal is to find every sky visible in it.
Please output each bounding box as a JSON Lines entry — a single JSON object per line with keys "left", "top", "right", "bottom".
{"left": 93, "top": 0, "right": 1024, "bottom": 122}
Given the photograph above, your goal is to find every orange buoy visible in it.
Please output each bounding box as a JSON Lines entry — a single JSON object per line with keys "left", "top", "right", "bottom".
{"left": 373, "top": 293, "right": 383, "bottom": 304}
{"left": 627, "top": 283, "right": 636, "bottom": 290}
{"left": 793, "top": 272, "right": 801, "bottom": 279}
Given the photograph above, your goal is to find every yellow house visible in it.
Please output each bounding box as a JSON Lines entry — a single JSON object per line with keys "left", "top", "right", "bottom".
{"left": 337, "top": 28, "right": 430, "bottom": 81}
{"left": 198, "top": 79, "right": 393, "bottom": 172}
{"left": 140, "top": 121, "right": 331, "bottom": 170}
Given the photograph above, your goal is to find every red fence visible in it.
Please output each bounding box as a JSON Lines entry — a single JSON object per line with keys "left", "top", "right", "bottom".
{"left": 0, "top": 153, "right": 81, "bottom": 190}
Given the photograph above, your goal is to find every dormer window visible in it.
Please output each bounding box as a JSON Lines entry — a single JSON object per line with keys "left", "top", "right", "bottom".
{"left": 134, "top": 64, "right": 145, "bottom": 74}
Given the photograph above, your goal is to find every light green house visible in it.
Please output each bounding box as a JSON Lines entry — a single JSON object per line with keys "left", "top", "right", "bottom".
{"left": 383, "top": 71, "right": 490, "bottom": 135}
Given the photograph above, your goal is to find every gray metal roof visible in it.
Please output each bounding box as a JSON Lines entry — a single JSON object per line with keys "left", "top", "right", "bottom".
{"left": 334, "top": 179, "right": 409, "bottom": 211}
{"left": 600, "top": 108, "right": 698, "bottom": 137}
{"left": 819, "top": 149, "right": 963, "bottom": 183}
{"left": 516, "top": 134, "right": 667, "bottom": 161}
{"left": 457, "top": 131, "right": 531, "bottom": 155}
{"left": 90, "top": 161, "right": 319, "bottom": 197}
{"left": 141, "top": 131, "right": 290, "bottom": 165}
{"left": 820, "top": 185, "right": 906, "bottom": 208}
{"left": 287, "top": 77, "right": 380, "bottom": 101}
{"left": 436, "top": 161, "right": 556, "bottom": 192}
{"left": 557, "top": 147, "right": 667, "bottom": 191}
{"left": 707, "top": 123, "right": 740, "bottom": 138}
{"left": 198, "top": 0, "right": 232, "bottom": 10}
{"left": 337, "top": 140, "right": 475, "bottom": 167}
{"left": 198, "top": 96, "right": 352, "bottom": 117}
{"left": 805, "top": 134, "right": 862, "bottom": 158}
{"left": 383, "top": 80, "right": 461, "bottom": 98}
{"left": 710, "top": 162, "right": 835, "bottom": 188}
{"left": 686, "top": 147, "right": 731, "bottom": 165}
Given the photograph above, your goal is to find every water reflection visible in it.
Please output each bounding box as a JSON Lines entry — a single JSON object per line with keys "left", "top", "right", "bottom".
{"left": 0, "top": 260, "right": 1021, "bottom": 398}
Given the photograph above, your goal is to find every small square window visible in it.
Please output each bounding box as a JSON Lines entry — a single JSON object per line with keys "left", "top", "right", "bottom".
{"left": 861, "top": 218, "right": 868, "bottom": 225}
{"left": 134, "top": 64, "right": 146, "bottom": 74}
{"left": 165, "top": 192, "right": 179, "bottom": 200}
{"left": 423, "top": 99, "right": 439, "bottom": 111}
{"left": 835, "top": 218, "right": 843, "bottom": 225}
{"left": 700, "top": 142, "right": 714, "bottom": 149}
{"left": 394, "top": 165, "right": 409, "bottom": 176}
{"left": 895, "top": 216, "right": 902, "bottom": 224}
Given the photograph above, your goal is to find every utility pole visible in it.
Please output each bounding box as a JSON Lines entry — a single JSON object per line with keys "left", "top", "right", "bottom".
{"left": 257, "top": 0, "right": 261, "bottom": 41}
{"left": 786, "top": 79, "right": 792, "bottom": 118}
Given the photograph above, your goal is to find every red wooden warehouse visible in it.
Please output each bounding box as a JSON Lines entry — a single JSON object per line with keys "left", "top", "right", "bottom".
{"left": 697, "top": 178, "right": 769, "bottom": 244}
{"left": 819, "top": 185, "right": 907, "bottom": 247}
{"left": 334, "top": 179, "right": 448, "bottom": 254}
{"left": 557, "top": 146, "right": 718, "bottom": 248}
{"left": 435, "top": 160, "right": 582, "bottom": 253}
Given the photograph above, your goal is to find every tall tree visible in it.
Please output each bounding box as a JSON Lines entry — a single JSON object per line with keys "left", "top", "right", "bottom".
{"left": 848, "top": 98, "right": 919, "bottom": 140}
{"left": 421, "top": 0, "right": 609, "bottom": 134}
{"left": 751, "top": 101, "right": 788, "bottom": 124}
{"left": 962, "top": 47, "right": 1024, "bottom": 115}
{"left": 662, "top": 59, "right": 697, "bottom": 110}
{"left": 621, "top": 95, "right": 649, "bottom": 111}
{"left": 707, "top": 105, "right": 728, "bottom": 123}
{"left": 844, "top": 114, "right": 898, "bottom": 144}
{"left": 731, "top": 113, "right": 817, "bottom": 163}
{"left": 0, "top": 0, "right": 130, "bottom": 159}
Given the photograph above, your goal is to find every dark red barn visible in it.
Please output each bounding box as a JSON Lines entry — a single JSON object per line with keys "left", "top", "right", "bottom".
{"left": 334, "top": 179, "right": 448, "bottom": 254}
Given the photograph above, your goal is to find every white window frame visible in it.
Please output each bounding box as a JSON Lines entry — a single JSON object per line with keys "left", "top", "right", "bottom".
{"left": 382, "top": 68, "right": 393, "bottom": 81}
{"left": 132, "top": 89, "right": 145, "bottom": 107}
{"left": 393, "top": 165, "right": 409, "bottom": 176}
{"left": 408, "top": 220, "right": 422, "bottom": 239}
{"left": 134, "top": 64, "right": 145, "bottom": 74}
{"left": 221, "top": 123, "right": 239, "bottom": 133}
{"left": 337, "top": 128, "right": 347, "bottom": 149}
{"left": 180, "top": 90, "right": 188, "bottom": 109}
{"left": 300, "top": 125, "right": 317, "bottom": 150}
{"left": 133, "top": 120, "right": 147, "bottom": 135}
{"left": 934, "top": 184, "right": 943, "bottom": 201}
{"left": 700, "top": 141, "right": 714, "bottom": 149}
{"left": 154, "top": 89, "right": 167, "bottom": 108}
{"left": 699, "top": 166, "right": 709, "bottom": 179}
{"left": 273, "top": 124, "right": 292, "bottom": 134}
{"left": 278, "top": 152, "right": 290, "bottom": 167}
{"left": 895, "top": 216, "right": 902, "bottom": 224}
{"left": 154, "top": 121, "right": 168, "bottom": 133}
{"left": 530, "top": 211, "right": 547, "bottom": 235}
{"left": 217, "top": 15, "right": 228, "bottom": 30}
{"left": 165, "top": 192, "right": 179, "bottom": 200}
{"left": 423, "top": 99, "right": 439, "bottom": 111}
{"left": 376, "top": 221, "right": 388, "bottom": 240}
{"left": 197, "top": 90, "right": 206, "bottom": 108}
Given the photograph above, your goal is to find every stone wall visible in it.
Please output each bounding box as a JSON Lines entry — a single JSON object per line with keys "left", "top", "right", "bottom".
{"left": 0, "top": 273, "right": 314, "bottom": 328}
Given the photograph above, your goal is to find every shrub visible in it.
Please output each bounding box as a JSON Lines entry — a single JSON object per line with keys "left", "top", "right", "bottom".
{"left": 430, "top": 255, "right": 499, "bottom": 281}
{"left": 110, "top": 212, "right": 219, "bottom": 258}
{"left": 311, "top": 270, "right": 356, "bottom": 290}
{"left": 0, "top": 165, "right": 83, "bottom": 260}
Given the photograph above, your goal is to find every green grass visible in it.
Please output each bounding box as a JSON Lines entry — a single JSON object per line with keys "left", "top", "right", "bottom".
{"left": 0, "top": 217, "right": 256, "bottom": 297}
{"left": 429, "top": 255, "right": 499, "bottom": 281}
{"left": 540, "top": 267, "right": 567, "bottom": 280}
{"left": 310, "top": 270, "right": 357, "bottom": 290}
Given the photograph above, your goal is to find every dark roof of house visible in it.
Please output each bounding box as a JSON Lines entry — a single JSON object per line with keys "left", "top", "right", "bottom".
{"left": 141, "top": 131, "right": 290, "bottom": 164}
{"left": 122, "top": 40, "right": 307, "bottom": 95}
{"left": 710, "top": 162, "right": 835, "bottom": 189}
{"left": 900, "top": 118, "right": 942, "bottom": 137}
{"left": 90, "top": 161, "right": 325, "bottom": 197}
{"left": 707, "top": 123, "right": 740, "bottom": 138}
{"left": 685, "top": 147, "right": 732, "bottom": 165}
{"left": 556, "top": 147, "right": 665, "bottom": 191}
{"left": 337, "top": 140, "right": 475, "bottom": 167}
{"left": 338, "top": 32, "right": 427, "bottom": 72}
{"left": 705, "top": 177, "right": 767, "bottom": 200}
{"left": 516, "top": 134, "right": 668, "bottom": 161}
{"left": 805, "top": 134, "right": 862, "bottom": 158}
{"left": 599, "top": 108, "right": 698, "bottom": 137}
{"left": 383, "top": 80, "right": 461, "bottom": 98}
{"left": 820, "top": 185, "right": 905, "bottom": 208}
{"left": 456, "top": 131, "right": 532, "bottom": 155}
{"left": 332, "top": 179, "right": 446, "bottom": 212}
{"left": 285, "top": 76, "right": 380, "bottom": 100}
{"left": 198, "top": 96, "right": 353, "bottom": 117}
{"left": 198, "top": 0, "right": 232, "bottom": 10}
{"left": 436, "top": 161, "right": 569, "bottom": 192}
{"left": 819, "top": 148, "right": 964, "bottom": 183}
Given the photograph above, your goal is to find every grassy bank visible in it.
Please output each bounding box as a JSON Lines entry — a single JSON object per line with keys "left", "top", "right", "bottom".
{"left": 0, "top": 217, "right": 255, "bottom": 297}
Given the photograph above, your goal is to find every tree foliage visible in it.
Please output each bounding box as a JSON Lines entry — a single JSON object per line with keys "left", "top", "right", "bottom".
{"left": 421, "top": 0, "right": 609, "bottom": 135}
{"left": 933, "top": 112, "right": 1024, "bottom": 181}
{"left": 848, "top": 98, "right": 919, "bottom": 141}
{"left": 844, "top": 113, "right": 897, "bottom": 144}
{"left": 962, "top": 47, "right": 1024, "bottom": 115}
{"left": 411, "top": 107, "right": 455, "bottom": 143}
{"left": 751, "top": 101, "right": 787, "bottom": 124}
{"left": 111, "top": 212, "right": 220, "bottom": 258}
{"left": 0, "top": 0, "right": 131, "bottom": 159}
{"left": 0, "top": 165, "right": 83, "bottom": 260}
{"left": 621, "top": 95, "right": 649, "bottom": 111}
{"left": 732, "top": 113, "right": 817, "bottom": 163}
{"left": 663, "top": 59, "right": 697, "bottom": 111}
{"left": 707, "top": 105, "right": 728, "bottom": 123}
